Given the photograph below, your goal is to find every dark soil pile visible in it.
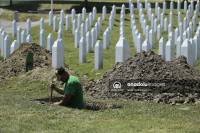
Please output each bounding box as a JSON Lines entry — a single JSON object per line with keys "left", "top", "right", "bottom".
{"left": 86, "top": 51, "right": 200, "bottom": 104}
{"left": 0, "top": 43, "right": 51, "bottom": 82}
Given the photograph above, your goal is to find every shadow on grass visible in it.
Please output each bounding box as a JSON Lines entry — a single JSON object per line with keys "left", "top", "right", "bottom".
{"left": 32, "top": 96, "right": 122, "bottom": 111}
{"left": 1, "top": 2, "right": 40, "bottom": 12}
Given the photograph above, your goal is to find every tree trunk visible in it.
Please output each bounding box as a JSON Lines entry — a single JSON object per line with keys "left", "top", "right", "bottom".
{"left": 84, "top": 0, "right": 88, "bottom": 8}
{"left": 10, "top": 0, "right": 12, "bottom": 7}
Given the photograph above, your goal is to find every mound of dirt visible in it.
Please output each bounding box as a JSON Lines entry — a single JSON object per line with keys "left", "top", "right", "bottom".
{"left": 0, "top": 43, "right": 52, "bottom": 82}
{"left": 86, "top": 51, "right": 200, "bottom": 104}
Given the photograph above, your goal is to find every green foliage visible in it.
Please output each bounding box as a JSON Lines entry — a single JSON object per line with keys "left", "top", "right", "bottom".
{"left": 0, "top": 56, "right": 3, "bottom": 61}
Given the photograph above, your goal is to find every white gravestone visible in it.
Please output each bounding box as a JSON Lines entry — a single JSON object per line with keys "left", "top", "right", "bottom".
{"left": 183, "top": 31, "right": 187, "bottom": 40}
{"left": 60, "top": 9, "right": 65, "bottom": 25}
{"left": 26, "top": 18, "right": 31, "bottom": 35}
{"left": 178, "top": 12, "right": 182, "bottom": 23}
{"left": 58, "top": 20, "right": 64, "bottom": 37}
{"left": 164, "top": 17, "right": 168, "bottom": 31}
{"left": 82, "top": 7, "right": 86, "bottom": 21}
{"left": 151, "top": 14, "right": 154, "bottom": 30}
{"left": 49, "top": 11, "right": 53, "bottom": 26}
{"left": 40, "top": 29, "right": 45, "bottom": 48}
{"left": 184, "top": 1, "right": 187, "bottom": 12}
{"left": 85, "top": 18, "right": 89, "bottom": 33}
{"left": 160, "top": 13, "right": 164, "bottom": 28}
{"left": 165, "top": 39, "right": 173, "bottom": 61}
{"left": 52, "top": 39, "right": 64, "bottom": 69}
{"left": 181, "top": 39, "right": 193, "bottom": 65}
{"left": 103, "top": 29, "right": 109, "bottom": 49}
{"left": 40, "top": 17, "right": 45, "bottom": 30}
{"left": 12, "top": 20, "right": 17, "bottom": 37}
{"left": 65, "top": 15, "right": 70, "bottom": 31}
{"left": 176, "top": 36, "right": 183, "bottom": 58}
{"left": 26, "top": 34, "right": 32, "bottom": 43}
{"left": 79, "top": 37, "right": 87, "bottom": 63}
{"left": 170, "top": 1, "right": 174, "bottom": 11}
{"left": 72, "top": 19, "right": 77, "bottom": 35}
{"left": 142, "top": 39, "right": 150, "bottom": 52}
{"left": 17, "top": 27, "right": 21, "bottom": 48}
{"left": 157, "top": 7, "right": 161, "bottom": 21}
{"left": 136, "top": 33, "right": 142, "bottom": 53}
{"left": 168, "top": 23, "right": 172, "bottom": 33}
{"left": 91, "top": 28, "right": 96, "bottom": 49}
{"left": 169, "top": 11, "right": 173, "bottom": 26}
{"left": 53, "top": 16, "right": 59, "bottom": 32}
{"left": 1, "top": 31, "right": 6, "bottom": 56}
{"left": 94, "top": 27, "right": 98, "bottom": 47}
{"left": 174, "top": 28, "right": 179, "bottom": 44}
{"left": 71, "top": 9, "right": 76, "bottom": 22}
{"left": 149, "top": 29, "right": 153, "bottom": 48}
{"left": 89, "top": 13, "right": 93, "bottom": 27}
{"left": 192, "top": 16, "right": 196, "bottom": 32}
{"left": 159, "top": 37, "right": 165, "bottom": 59}
{"left": 95, "top": 40, "right": 103, "bottom": 70}
{"left": 21, "top": 30, "right": 26, "bottom": 43}
{"left": 177, "top": 0, "right": 180, "bottom": 11}
{"left": 163, "top": 1, "right": 166, "bottom": 14}
{"left": 157, "top": 24, "right": 161, "bottom": 40}
{"left": 92, "top": 7, "right": 97, "bottom": 21}
{"left": 10, "top": 40, "right": 17, "bottom": 54}
{"left": 189, "top": 22, "right": 193, "bottom": 33}
{"left": 77, "top": 14, "right": 82, "bottom": 29}
{"left": 179, "top": 22, "right": 183, "bottom": 36}
{"left": 155, "top": 2, "right": 158, "bottom": 15}
{"left": 115, "top": 36, "right": 130, "bottom": 63}
{"left": 3, "top": 35, "right": 10, "bottom": 59}
{"left": 86, "top": 31, "right": 92, "bottom": 53}
{"left": 47, "top": 33, "right": 54, "bottom": 51}
{"left": 75, "top": 28, "right": 80, "bottom": 48}
{"left": 168, "top": 32, "right": 174, "bottom": 47}
{"left": 193, "top": 35, "right": 200, "bottom": 60}
{"left": 80, "top": 23, "right": 85, "bottom": 38}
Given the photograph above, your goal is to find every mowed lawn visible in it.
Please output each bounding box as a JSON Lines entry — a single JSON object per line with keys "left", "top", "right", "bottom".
{"left": 1, "top": 3, "right": 200, "bottom": 132}
{"left": 0, "top": 77, "right": 200, "bottom": 133}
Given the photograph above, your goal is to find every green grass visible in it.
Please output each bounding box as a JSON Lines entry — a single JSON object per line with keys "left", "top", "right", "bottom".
{"left": 0, "top": 76, "right": 200, "bottom": 133}
{"left": 0, "top": 56, "right": 3, "bottom": 61}
{"left": 1, "top": 4, "right": 200, "bottom": 132}
{"left": 0, "top": 9, "right": 47, "bottom": 21}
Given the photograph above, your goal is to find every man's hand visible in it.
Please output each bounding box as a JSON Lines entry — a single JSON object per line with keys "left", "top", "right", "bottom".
{"left": 53, "top": 101, "right": 62, "bottom": 105}
{"left": 50, "top": 83, "right": 56, "bottom": 89}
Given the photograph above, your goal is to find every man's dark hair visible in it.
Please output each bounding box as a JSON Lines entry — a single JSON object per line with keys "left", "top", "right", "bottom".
{"left": 56, "top": 67, "right": 66, "bottom": 75}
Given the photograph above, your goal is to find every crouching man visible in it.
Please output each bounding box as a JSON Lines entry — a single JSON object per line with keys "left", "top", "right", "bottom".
{"left": 50, "top": 67, "right": 85, "bottom": 109}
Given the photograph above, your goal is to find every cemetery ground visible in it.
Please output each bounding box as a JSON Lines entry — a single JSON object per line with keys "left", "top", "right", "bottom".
{"left": 1, "top": 3, "right": 200, "bottom": 132}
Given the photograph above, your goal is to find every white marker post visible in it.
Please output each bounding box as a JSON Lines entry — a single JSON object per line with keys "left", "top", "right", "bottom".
{"left": 52, "top": 39, "right": 65, "bottom": 69}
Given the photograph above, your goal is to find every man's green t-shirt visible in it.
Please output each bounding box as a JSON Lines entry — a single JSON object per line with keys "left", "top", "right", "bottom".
{"left": 64, "top": 75, "right": 84, "bottom": 109}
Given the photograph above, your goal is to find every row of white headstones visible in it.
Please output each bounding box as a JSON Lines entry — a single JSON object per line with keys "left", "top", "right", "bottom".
{"left": 131, "top": 0, "right": 200, "bottom": 66}
{"left": 0, "top": 4, "right": 116, "bottom": 70}
{"left": 0, "top": 0, "right": 200, "bottom": 69}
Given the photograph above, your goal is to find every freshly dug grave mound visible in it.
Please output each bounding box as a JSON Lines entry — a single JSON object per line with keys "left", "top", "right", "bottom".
{"left": 0, "top": 43, "right": 51, "bottom": 82}
{"left": 86, "top": 51, "right": 200, "bottom": 104}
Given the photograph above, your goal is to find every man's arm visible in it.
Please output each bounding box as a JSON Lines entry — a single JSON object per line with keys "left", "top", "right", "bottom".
{"left": 50, "top": 83, "right": 64, "bottom": 95}
{"left": 55, "top": 94, "right": 73, "bottom": 106}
